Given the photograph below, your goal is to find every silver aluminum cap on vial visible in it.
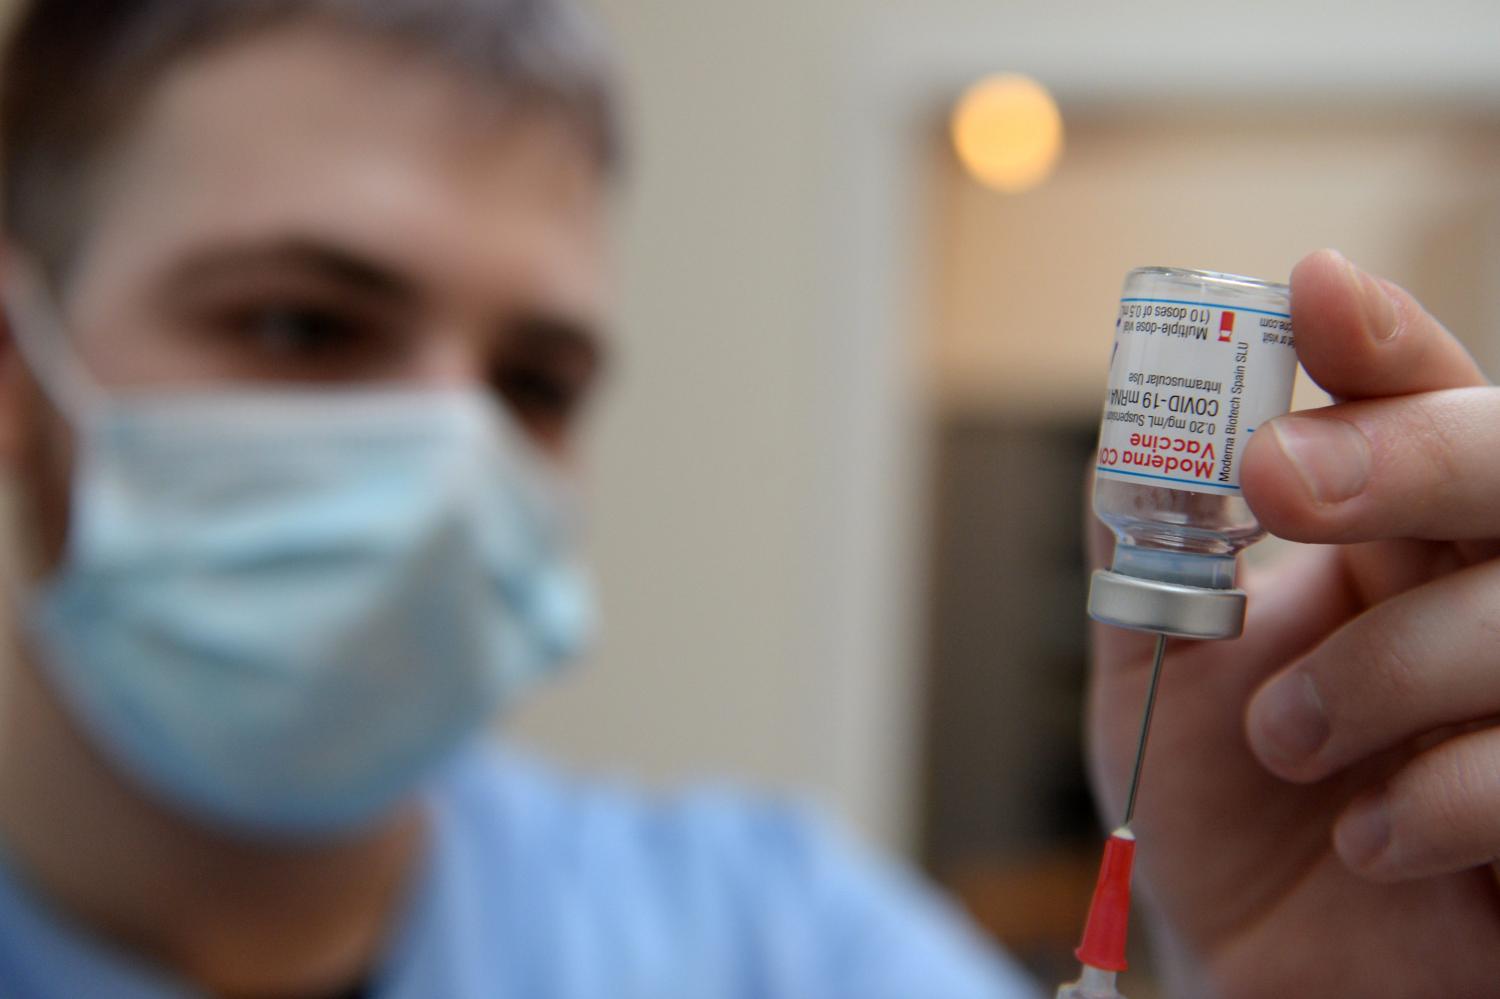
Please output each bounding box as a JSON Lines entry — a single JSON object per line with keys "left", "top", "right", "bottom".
{"left": 1088, "top": 569, "right": 1247, "bottom": 640}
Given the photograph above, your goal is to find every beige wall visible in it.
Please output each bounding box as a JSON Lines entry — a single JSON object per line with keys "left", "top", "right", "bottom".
{"left": 508, "top": 5, "right": 839, "bottom": 799}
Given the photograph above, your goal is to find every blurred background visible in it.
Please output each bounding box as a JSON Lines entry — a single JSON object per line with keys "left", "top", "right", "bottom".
{"left": 477, "top": 0, "right": 1500, "bottom": 988}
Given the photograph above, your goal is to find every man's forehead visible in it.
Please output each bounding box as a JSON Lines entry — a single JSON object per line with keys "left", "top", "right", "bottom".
{"left": 71, "top": 20, "right": 611, "bottom": 331}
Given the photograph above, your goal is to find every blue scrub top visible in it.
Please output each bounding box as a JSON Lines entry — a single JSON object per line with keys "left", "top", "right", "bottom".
{"left": 0, "top": 745, "right": 1039, "bottom": 998}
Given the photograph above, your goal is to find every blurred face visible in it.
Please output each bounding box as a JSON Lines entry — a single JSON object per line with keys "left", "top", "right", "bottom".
{"left": 0, "top": 21, "right": 612, "bottom": 831}
{"left": 41, "top": 21, "right": 609, "bottom": 455}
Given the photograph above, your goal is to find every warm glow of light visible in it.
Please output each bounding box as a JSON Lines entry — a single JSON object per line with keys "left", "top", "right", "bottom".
{"left": 951, "top": 74, "right": 1064, "bottom": 193}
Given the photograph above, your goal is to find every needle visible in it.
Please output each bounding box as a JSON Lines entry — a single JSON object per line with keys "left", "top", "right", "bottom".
{"left": 1122, "top": 633, "right": 1168, "bottom": 829}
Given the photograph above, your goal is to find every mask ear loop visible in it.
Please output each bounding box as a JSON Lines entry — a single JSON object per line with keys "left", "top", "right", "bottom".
{"left": 0, "top": 260, "right": 108, "bottom": 619}
{"left": 3, "top": 259, "right": 106, "bottom": 428}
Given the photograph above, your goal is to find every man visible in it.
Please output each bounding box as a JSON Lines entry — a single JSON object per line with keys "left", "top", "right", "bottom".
{"left": 0, "top": 3, "right": 1496, "bottom": 999}
{"left": 0, "top": 2, "right": 1032, "bottom": 997}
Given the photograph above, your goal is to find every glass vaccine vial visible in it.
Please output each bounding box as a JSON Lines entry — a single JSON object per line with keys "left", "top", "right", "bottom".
{"left": 1090, "top": 267, "right": 1298, "bottom": 640}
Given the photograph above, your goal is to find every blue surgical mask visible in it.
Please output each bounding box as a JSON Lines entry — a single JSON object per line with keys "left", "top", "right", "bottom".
{"left": 4, "top": 269, "right": 595, "bottom": 837}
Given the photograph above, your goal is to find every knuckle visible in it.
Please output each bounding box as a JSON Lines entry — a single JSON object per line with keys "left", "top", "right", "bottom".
{"left": 1395, "top": 734, "right": 1500, "bottom": 866}
{"left": 1370, "top": 621, "right": 1426, "bottom": 703}
{"left": 1401, "top": 397, "right": 1468, "bottom": 498}
{"left": 1405, "top": 751, "right": 1474, "bottom": 832}
{"left": 1464, "top": 568, "right": 1500, "bottom": 643}
{"left": 1337, "top": 616, "right": 1426, "bottom": 724}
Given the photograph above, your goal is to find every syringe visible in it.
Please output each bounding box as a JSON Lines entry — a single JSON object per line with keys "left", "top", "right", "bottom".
{"left": 1058, "top": 266, "right": 1301, "bottom": 998}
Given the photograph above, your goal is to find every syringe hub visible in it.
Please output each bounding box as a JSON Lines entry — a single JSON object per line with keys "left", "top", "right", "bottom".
{"left": 1075, "top": 828, "right": 1137, "bottom": 972}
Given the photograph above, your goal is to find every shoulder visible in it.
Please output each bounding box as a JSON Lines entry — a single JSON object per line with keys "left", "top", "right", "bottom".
{"left": 430, "top": 740, "right": 844, "bottom": 888}
{"left": 424, "top": 742, "right": 1038, "bottom": 999}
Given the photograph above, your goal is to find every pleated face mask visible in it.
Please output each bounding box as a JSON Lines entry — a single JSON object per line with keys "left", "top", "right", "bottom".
{"left": 4, "top": 267, "right": 595, "bottom": 837}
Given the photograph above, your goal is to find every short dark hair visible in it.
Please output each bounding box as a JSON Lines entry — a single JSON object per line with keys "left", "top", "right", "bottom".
{"left": 0, "top": 0, "right": 621, "bottom": 278}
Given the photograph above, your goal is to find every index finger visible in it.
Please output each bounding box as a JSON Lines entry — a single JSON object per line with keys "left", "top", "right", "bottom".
{"left": 1291, "top": 249, "right": 1488, "bottom": 399}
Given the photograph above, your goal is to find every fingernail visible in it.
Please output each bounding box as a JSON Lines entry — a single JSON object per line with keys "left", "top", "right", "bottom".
{"left": 1336, "top": 252, "right": 1400, "bottom": 342}
{"left": 1270, "top": 416, "right": 1371, "bottom": 504}
{"left": 1336, "top": 793, "right": 1392, "bottom": 869}
{"left": 1250, "top": 671, "right": 1330, "bottom": 770}
{"left": 1362, "top": 275, "right": 1401, "bottom": 342}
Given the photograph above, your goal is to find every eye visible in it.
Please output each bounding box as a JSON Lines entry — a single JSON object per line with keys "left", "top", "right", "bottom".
{"left": 488, "top": 316, "right": 603, "bottom": 447}
{"left": 205, "top": 300, "right": 406, "bottom": 382}
{"left": 492, "top": 362, "right": 583, "bottom": 432}
{"left": 239, "top": 304, "right": 366, "bottom": 359}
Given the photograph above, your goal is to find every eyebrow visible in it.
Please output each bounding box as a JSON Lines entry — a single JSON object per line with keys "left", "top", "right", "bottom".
{"left": 156, "top": 233, "right": 609, "bottom": 365}
{"left": 157, "top": 236, "right": 423, "bottom": 308}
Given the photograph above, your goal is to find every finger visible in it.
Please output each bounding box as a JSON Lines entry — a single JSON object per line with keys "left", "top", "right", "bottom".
{"left": 1241, "top": 386, "right": 1500, "bottom": 543}
{"left": 1339, "top": 539, "right": 1467, "bottom": 609}
{"left": 1246, "top": 557, "right": 1500, "bottom": 784}
{"left": 1333, "top": 725, "right": 1500, "bottom": 881}
{"left": 1290, "top": 249, "right": 1488, "bottom": 400}
{"left": 1230, "top": 544, "right": 1364, "bottom": 707}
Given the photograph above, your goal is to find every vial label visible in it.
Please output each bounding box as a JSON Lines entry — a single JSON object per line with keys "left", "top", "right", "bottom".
{"left": 1096, "top": 293, "right": 1298, "bottom": 495}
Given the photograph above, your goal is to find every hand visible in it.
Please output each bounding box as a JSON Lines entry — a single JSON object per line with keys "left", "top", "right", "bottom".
{"left": 1087, "top": 250, "right": 1500, "bottom": 997}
